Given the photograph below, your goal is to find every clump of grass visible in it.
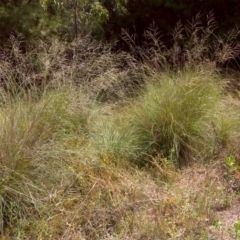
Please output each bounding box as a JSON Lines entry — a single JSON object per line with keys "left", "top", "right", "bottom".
{"left": 89, "top": 106, "right": 140, "bottom": 165}
{"left": 89, "top": 68, "right": 240, "bottom": 168}
{"left": 0, "top": 87, "right": 92, "bottom": 235}
{"left": 0, "top": 88, "right": 89, "bottom": 167}
{"left": 127, "top": 68, "right": 223, "bottom": 166}
{"left": 122, "top": 12, "right": 240, "bottom": 72}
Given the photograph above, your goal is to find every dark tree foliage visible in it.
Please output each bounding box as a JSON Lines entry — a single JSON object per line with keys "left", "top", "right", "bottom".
{"left": 0, "top": 0, "right": 240, "bottom": 46}
{"left": 0, "top": 0, "right": 39, "bottom": 40}
{"left": 0, "top": 0, "right": 67, "bottom": 45}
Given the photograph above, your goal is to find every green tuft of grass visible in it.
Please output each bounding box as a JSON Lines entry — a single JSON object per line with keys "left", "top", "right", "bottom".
{"left": 90, "top": 111, "right": 140, "bottom": 165}
{"left": 128, "top": 69, "right": 223, "bottom": 165}
{"left": 0, "top": 87, "right": 92, "bottom": 235}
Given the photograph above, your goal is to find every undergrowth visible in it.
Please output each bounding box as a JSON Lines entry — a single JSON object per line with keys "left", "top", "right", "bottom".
{"left": 0, "top": 13, "right": 240, "bottom": 239}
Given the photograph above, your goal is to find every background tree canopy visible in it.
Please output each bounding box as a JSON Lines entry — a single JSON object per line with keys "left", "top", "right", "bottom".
{"left": 0, "top": 0, "right": 240, "bottom": 45}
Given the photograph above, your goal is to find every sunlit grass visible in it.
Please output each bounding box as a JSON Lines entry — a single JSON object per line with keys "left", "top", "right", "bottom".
{"left": 123, "top": 68, "right": 223, "bottom": 166}
{"left": 0, "top": 87, "right": 92, "bottom": 236}
{"left": 0, "top": 24, "right": 240, "bottom": 238}
{"left": 1, "top": 69, "right": 240, "bottom": 240}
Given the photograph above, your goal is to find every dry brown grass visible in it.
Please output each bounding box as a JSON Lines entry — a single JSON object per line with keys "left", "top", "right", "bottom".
{"left": 2, "top": 154, "right": 239, "bottom": 240}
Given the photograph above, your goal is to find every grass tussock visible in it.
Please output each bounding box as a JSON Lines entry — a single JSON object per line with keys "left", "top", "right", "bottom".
{"left": 0, "top": 88, "right": 92, "bottom": 236}
{"left": 127, "top": 68, "right": 224, "bottom": 165}
{"left": 1, "top": 14, "right": 240, "bottom": 239}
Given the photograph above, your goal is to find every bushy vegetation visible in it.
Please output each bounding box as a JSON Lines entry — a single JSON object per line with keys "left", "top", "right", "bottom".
{"left": 128, "top": 70, "right": 223, "bottom": 164}
{"left": 0, "top": 15, "right": 240, "bottom": 239}
{"left": 1, "top": 0, "right": 240, "bottom": 45}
